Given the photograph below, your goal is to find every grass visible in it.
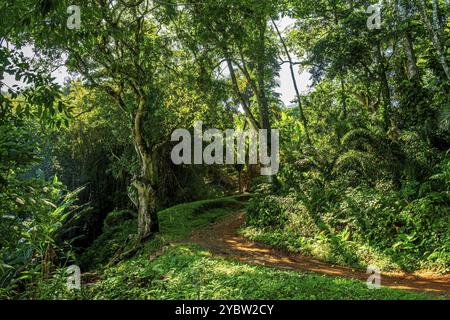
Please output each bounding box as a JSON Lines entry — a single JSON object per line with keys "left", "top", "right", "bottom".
{"left": 240, "top": 223, "right": 448, "bottom": 274}
{"left": 44, "top": 244, "right": 438, "bottom": 300}
{"left": 79, "top": 195, "right": 245, "bottom": 269}
{"left": 34, "top": 195, "right": 441, "bottom": 300}
{"left": 157, "top": 195, "right": 245, "bottom": 241}
{"left": 239, "top": 226, "right": 400, "bottom": 272}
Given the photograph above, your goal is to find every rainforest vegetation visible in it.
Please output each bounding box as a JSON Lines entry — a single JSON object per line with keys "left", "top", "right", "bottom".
{"left": 0, "top": 0, "right": 449, "bottom": 300}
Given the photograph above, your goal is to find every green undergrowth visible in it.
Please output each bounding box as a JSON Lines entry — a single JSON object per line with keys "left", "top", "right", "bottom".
{"left": 32, "top": 244, "right": 439, "bottom": 300}
{"left": 239, "top": 226, "right": 401, "bottom": 272}
{"left": 79, "top": 195, "right": 247, "bottom": 270}
{"left": 239, "top": 223, "right": 449, "bottom": 273}
{"left": 242, "top": 186, "right": 449, "bottom": 273}
{"left": 22, "top": 195, "right": 442, "bottom": 300}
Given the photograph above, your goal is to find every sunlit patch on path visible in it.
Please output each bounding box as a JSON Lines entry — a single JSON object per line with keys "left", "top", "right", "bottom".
{"left": 187, "top": 211, "right": 450, "bottom": 297}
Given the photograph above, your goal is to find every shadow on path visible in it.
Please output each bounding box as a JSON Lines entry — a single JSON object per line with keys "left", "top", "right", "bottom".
{"left": 186, "top": 212, "right": 450, "bottom": 297}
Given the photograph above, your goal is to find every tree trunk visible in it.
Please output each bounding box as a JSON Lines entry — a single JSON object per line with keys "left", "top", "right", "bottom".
{"left": 225, "top": 57, "right": 260, "bottom": 130}
{"left": 376, "top": 42, "right": 392, "bottom": 132}
{"left": 417, "top": 0, "right": 450, "bottom": 80}
{"left": 404, "top": 32, "right": 419, "bottom": 80}
{"left": 397, "top": 1, "right": 420, "bottom": 81}
{"left": 256, "top": 18, "right": 271, "bottom": 135}
{"left": 431, "top": 0, "right": 442, "bottom": 34}
{"left": 256, "top": 18, "right": 277, "bottom": 182}
{"left": 272, "top": 19, "right": 312, "bottom": 145}
{"left": 133, "top": 97, "right": 159, "bottom": 240}
{"left": 135, "top": 177, "right": 159, "bottom": 240}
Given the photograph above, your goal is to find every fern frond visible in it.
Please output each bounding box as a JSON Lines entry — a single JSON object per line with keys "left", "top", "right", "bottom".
{"left": 335, "top": 150, "right": 376, "bottom": 177}
{"left": 341, "top": 128, "right": 382, "bottom": 151}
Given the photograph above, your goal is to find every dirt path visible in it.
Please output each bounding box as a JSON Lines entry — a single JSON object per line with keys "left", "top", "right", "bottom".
{"left": 187, "top": 212, "right": 450, "bottom": 297}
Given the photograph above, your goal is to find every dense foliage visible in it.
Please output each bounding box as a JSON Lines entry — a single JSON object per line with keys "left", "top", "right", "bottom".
{"left": 244, "top": 0, "right": 450, "bottom": 273}
{"left": 0, "top": 0, "right": 448, "bottom": 299}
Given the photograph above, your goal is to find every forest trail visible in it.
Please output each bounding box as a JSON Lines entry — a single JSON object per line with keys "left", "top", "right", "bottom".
{"left": 187, "top": 211, "right": 450, "bottom": 297}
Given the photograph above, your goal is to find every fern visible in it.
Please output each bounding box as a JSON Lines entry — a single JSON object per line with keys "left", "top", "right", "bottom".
{"left": 341, "top": 128, "right": 383, "bottom": 152}
{"left": 335, "top": 150, "right": 376, "bottom": 178}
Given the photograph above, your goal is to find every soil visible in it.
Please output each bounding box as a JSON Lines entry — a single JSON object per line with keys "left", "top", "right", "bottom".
{"left": 187, "top": 211, "right": 450, "bottom": 297}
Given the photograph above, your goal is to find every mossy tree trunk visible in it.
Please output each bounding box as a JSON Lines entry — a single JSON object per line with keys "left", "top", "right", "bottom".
{"left": 132, "top": 97, "right": 160, "bottom": 240}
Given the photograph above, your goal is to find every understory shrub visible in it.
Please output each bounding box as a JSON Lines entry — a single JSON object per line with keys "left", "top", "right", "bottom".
{"left": 246, "top": 184, "right": 288, "bottom": 228}
{"left": 245, "top": 182, "right": 449, "bottom": 272}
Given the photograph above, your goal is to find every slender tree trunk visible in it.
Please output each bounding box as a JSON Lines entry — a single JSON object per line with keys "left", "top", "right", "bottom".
{"left": 225, "top": 57, "right": 260, "bottom": 130}
{"left": 132, "top": 97, "right": 159, "bottom": 240}
{"left": 238, "top": 171, "right": 241, "bottom": 193}
{"left": 404, "top": 32, "right": 419, "bottom": 80}
{"left": 271, "top": 19, "right": 312, "bottom": 145}
{"left": 256, "top": 19, "right": 271, "bottom": 135}
{"left": 237, "top": 50, "right": 267, "bottom": 125}
{"left": 431, "top": 0, "right": 441, "bottom": 33}
{"left": 257, "top": 18, "right": 278, "bottom": 182}
{"left": 376, "top": 42, "right": 392, "bottom": 132}
{"left": 417, "top": 0, "right": 450, "bottom": 80}
{"left": 135, "top": 172, "right": 159, "bottom": 240}
{"left": 340, "top": 78, "right": 347, "bottom": 119}
{"left": 396, "top": 2, "right": 420, "bottom": 80}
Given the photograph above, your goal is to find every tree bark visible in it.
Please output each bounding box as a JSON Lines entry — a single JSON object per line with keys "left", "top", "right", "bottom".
{"left": 395, "top": 1, "right": 420, "bottom": 81}
{"left": 133, "top": 97, "right": 159, "bottom": 240}
{"left": 135, "top": 177, "right": 159, "bottom": 240}
{"left": 376, "top": 42, "right": 392, "bottom": 132}
{"left": 256, "top": 18, "right": 271, "bottom": 134}
{"left": 404, "top": 32, "right": 419, "bottom": 80}
{"left": 272, "top": 19, "right": 312, "bottom": 145}
{"left": 225, "top": 57, "right": 260, "bottom": 130}
{"left": 417, "top": 0, "right": 450, "bottom": 81}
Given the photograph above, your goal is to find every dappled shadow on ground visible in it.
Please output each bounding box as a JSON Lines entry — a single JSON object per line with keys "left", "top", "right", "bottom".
{"left": 187, "top": 212, "right": 450, "bottom": 297}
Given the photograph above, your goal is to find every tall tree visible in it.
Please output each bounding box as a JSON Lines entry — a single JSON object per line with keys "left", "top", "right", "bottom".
{"left": 416, "top": 0, "right": 450, "bottom": 80}
{"left": 30, "top": 0, "right": 179, "bottom": 240}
